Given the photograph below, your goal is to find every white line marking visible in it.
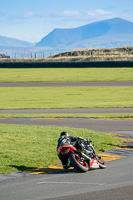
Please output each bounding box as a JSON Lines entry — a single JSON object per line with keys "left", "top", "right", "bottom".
{"left": 37, "top": 181, "right": 105, "bottom": 185}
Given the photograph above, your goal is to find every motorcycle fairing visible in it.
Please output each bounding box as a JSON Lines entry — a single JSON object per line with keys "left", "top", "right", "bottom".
{"left": 90, "top": 158, "right": 99, "bottom": 169}
{"left": 57, "top": 145, "right": 77, "bottom": 155}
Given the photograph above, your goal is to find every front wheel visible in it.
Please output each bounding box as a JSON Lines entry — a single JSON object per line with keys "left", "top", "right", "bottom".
{"left": 96, "top": 156, "right": 106, "bottom": 169}
{"left": 69, "top": 153, "right": 89, "bottom": 172}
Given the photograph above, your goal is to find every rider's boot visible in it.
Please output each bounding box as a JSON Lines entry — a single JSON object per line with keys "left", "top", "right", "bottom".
{"left": 63, "top": 162, "right": 71, "bottom": 169}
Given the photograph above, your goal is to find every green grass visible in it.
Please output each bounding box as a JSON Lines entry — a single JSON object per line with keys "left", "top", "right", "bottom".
{"left": 0, "top": 124, "right": 122, "bottom": 174}
{"left": 0, "top": 68, "right": 133, "bottom": 82}
{"left": 0, "top": 113, "right": 133, "bottom": 118}
{"left": 0, "top": 86, "right": 133, "bottom": 109}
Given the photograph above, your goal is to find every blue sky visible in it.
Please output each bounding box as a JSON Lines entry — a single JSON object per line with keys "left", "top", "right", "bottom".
{"left": 0, "top": 0, "right": 133, "bottom": 42}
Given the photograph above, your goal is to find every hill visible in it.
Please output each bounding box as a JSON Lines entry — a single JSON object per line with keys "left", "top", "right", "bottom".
{"left": 36, "top": 18, "right": 133, "bottom": 49}
{"left": 0, "top": 35, "right": 33, "bottom": 47}
{"left": 1, "top": 17, "right": 133, "bottom": 58}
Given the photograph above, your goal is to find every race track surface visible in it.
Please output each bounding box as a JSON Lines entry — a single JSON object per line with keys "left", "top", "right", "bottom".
{"left": 0, "top": 107, "right": 133, "bottom": 114}
{"left": 0, "top": 150, "right": 133, "bottom": 200}
{"left": 0, "top": 81, "right": 133, "bottom": 87}
{"left": 0, "top": 117, "right": 133, "bottom": 133}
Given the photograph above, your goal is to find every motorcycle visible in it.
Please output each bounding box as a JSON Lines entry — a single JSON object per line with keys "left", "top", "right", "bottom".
{"left": 57, "top": 139, "right": 106, "bottom": 172}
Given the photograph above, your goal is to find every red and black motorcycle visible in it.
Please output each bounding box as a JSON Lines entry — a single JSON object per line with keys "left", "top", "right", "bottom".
{"left": 57, "top": 140, "right": 106, "bottom": 172}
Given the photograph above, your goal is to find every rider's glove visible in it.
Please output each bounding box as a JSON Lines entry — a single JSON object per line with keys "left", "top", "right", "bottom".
{"left": 86, "top": 139, "right": 92, "bottom": 143}
{"left": 78, "top": 137, "right": 92, "bottom": 143}
{"left": 61, "top": 137, "right": 70, "bottom": 145}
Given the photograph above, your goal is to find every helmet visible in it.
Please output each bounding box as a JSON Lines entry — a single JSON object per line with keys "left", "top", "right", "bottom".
{"left": 60, "top": 131, "right": 69, "bottom": 138}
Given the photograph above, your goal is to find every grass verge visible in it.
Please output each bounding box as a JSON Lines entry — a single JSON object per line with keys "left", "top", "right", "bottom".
{"left": 0, "top": 86, "right": 133, "bottom": 109}
{"left": 0, "top": 113, "right": 133, "bottom": 119}
{"left": 0, "top": 124, "right": 122, "bottom": 174}
{"left": 0, "top": 68, "right": 133, "bottom": 82}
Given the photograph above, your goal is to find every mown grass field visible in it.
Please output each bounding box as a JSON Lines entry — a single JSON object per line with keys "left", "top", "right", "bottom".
{"left": 0, "top": 124, "right": 122, "bottom": 174}
{"left": 0, "top": 86, "right": 133, "bottom": 109}
{"left": 0, "top": 113, "right": 133, "bottom": 119}
{"left": 0, "top": 67, "right": 133, "bottom": 82}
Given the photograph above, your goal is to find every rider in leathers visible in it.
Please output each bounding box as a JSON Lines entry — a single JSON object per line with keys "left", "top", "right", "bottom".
{"left": 57, "top": 131, "right": 93, "bottom": 169}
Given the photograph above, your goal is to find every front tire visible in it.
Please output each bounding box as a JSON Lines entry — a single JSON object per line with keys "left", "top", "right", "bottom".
{"left": 69, "top": 153, "right": 89, "bottom": 172}
{"left": 96, "top": 156, "right": 106, "bottom": 169}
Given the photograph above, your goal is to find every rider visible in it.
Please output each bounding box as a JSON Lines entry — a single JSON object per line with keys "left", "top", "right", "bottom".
{"left": 57, "top": 131, "right": 92, "bottom": 169}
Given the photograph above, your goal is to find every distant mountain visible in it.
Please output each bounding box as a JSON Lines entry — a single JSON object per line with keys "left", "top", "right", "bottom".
{"left": 36, "top": 18, "right": 133, "bottom": 48}
{"left": 0, "top": 35, "right": 33, "bottom": 47}
{"left": 1, "top": 17, "right": 133, "bottom": 58}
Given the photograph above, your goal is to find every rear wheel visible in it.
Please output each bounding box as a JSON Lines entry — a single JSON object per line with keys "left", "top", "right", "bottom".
{"left": 69, "top": 153, "right": 89, "bottom": 172}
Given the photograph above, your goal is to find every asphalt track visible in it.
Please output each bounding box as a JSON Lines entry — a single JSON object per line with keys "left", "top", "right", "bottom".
{"left": 0, "top": 107, "right": 133, "bottom": 114}
{"left": 0, "top": 81, "right": 133, "bottom": 87}
{"left": 0, "top": 81, "right": 133, "bottom": 200}
{"left": 0, "top": 116, "right": 133, "bottom": 133}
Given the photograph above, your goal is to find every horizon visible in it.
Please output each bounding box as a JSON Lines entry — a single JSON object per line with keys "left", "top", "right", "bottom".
{"left": 1, "top": 0, "right": 133, "bottom": 43}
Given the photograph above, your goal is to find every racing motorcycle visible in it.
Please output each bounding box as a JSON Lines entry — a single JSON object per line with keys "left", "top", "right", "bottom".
{"left": 57, "top": 139, "right": 106, "bottom": 172}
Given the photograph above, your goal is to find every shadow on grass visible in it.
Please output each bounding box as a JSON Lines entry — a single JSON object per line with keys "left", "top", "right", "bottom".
{"left": 9, "top": 165, "right": 78, "bottom": 174}
{"left": 98, "top": 143, "right": 122, "bottom": 152}
{"left": 9, "top": 165, "right": 36, "bottom": 171}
